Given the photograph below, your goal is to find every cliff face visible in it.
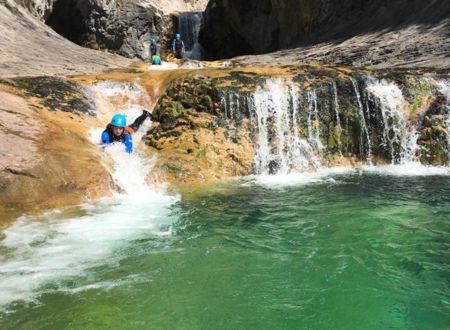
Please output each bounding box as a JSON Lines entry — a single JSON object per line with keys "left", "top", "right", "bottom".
{"left": 18, "top": 0, "right": 208, "bottom": 59}
{"left": 0, "top": 0, "right": 131, "bottom": 77}
{"left": 199, "top": 0, "right": 450, "bottom": 68}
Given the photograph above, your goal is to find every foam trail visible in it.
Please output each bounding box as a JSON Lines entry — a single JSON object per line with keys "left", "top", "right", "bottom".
{"left": 0, "top": 82, "right": 178, "bottom": 309}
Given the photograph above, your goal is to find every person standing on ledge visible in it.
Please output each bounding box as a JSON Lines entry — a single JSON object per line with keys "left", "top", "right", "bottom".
{"left": 149, "top": 38, "right": 159, "bottom": 58}
{"left": 172, "top": 33, "right": 185, "bottom": 59}
{"left": 101, "top": 110, "right": 151, "bottom": 153}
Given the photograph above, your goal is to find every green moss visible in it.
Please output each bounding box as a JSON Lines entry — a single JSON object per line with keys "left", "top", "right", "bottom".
{"left": 10, "top": 76, "right": 95, "bottom": 115}
{"left": 196, "top": 148, "right": 207, "bottom": 159}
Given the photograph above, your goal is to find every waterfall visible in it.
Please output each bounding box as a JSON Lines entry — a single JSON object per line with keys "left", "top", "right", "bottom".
{"left": 365, "top": 78, "right": 418, "bottom": 163}
{"left": 0, "top": 81, "right": 178, "bottom": 308}
{"left": 332, "top": 81, "right": 343, "bottom": 155}
{"left": 242, "top": 79, "right": 321, "bottom": 175}
{"left": 351, "top": 79, "right": 372, "bottom": 161}
{"left": 219, "top": 76, "right": 450, "bottom": 177}
{"left": 178, "top": 12, "right": 205, "bottom": 60}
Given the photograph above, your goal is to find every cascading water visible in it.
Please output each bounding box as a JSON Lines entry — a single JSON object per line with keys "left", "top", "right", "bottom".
{"left": 229, "top": 79, "right": 322, "bottom": 175}
{"left": 332, "top": 81, "right": 343, "bottom": 156}
{"left": 351, "top": 78, "right": 372, "bottom": 161}
{"left": 220, "top": 76, "right": 450, "bottom": 177}
{"left": 178, "top": 12, "right": 205, "bottom": 60}
{"left": 366, "top": 78, "right": 418, "bottom": 163}
{"left": 0, "top": 81, "right": 178, "bottom": 308}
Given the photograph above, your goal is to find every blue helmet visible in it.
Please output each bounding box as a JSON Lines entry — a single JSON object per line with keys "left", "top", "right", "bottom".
{"left": 111, "top": 114, "right": 127, "bottom": 128}
{"left": 176, "top": 33, "right": 181, "bottom": 38}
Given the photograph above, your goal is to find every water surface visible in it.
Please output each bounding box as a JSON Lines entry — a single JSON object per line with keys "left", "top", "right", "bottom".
{"left": 0, "top": 172, "right": 449, "bottom": 329}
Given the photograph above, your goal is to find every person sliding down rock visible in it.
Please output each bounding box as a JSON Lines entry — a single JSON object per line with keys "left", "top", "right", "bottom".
{"left": 101, "top": 110, "right": 151, "bottom": 153}
{"left": 172, "top": 33, "right": 185, "bottom": 59}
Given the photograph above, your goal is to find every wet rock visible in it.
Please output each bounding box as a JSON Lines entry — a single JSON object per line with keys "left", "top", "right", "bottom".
{"left": 0, "top": 88, "right": 113, "bottom": 226}
{"left": 148, "top": 66, "right": 450, "bottom": 178}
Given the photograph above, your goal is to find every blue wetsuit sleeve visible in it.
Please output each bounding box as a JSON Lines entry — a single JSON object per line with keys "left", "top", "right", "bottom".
{"left": 124, "top": 134, "right": 133, "bottom": 153}
{"left": 172, "top": 40, "right": 176, "bottom": 52}
{"left": 101, "top": 131, "right": 110, "bottom": 144}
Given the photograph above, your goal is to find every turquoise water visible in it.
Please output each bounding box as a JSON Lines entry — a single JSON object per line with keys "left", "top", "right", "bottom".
{"left": 0, "top": 173, "right": 449, "bottom": 329}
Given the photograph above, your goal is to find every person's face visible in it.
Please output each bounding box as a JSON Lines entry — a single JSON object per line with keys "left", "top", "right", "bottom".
{"left": 112, "top": 126, "right": 124, "bottom": 137}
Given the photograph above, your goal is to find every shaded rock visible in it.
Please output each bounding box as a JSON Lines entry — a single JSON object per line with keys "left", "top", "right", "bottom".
{"left": 19, "top": 0, "right": 208, "bottom": 59}
{"left": 200, "top": 0, "right": 450, "bottom": 69}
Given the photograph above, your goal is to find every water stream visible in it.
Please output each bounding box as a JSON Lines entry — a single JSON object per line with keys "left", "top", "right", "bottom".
{"left": 178, "top": 12, "right": 205, "bottom": 60}
{"left": 0, "top": 81, "right": 179, "bottom": 308}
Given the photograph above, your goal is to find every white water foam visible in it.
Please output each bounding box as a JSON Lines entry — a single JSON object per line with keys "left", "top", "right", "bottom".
{"left": 246, "top": 167, "right": 355, "bottom": 187}
{"left": 246, "top": 162, "right": 450, "bottom": 188}
{"left": 361, "top": 163, "right": 450, "bottom": 176}
{"left": 0, "top": 82, "right": 178, "bottom": 309}
{"left": 148, "top": 62, "right": 180, "bottom": 71}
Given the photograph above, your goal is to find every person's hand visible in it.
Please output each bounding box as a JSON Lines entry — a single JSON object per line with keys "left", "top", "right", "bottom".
{"left": 142, "top": 110, "right": 151, "bottom": 118}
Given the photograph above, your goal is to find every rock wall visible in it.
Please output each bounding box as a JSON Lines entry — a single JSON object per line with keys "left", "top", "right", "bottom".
{"left": 0, "top": 0, "right": 131, "bottom": 77}
{"left": 199, "top": 0, "right": 450, "bottom": 68}
{"left": 18, "top": 0, "right": 208, "bottom": 59}
{"left": 147, "top": 66, "right": 449, "bottom": 181}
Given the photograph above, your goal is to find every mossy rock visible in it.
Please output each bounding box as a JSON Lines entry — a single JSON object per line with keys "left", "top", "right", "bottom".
{"left": 152, "top": 101, "right": 186, "bottom": 130}
{"left": 9, "top": 76, "right": 95, "bottom": 115}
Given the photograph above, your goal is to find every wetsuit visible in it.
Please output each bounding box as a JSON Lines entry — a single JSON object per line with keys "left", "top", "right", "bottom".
{"left": 172, "top": 39, "right": 185, "bottom": 59}
{"left": 152, "top": 55, "right": 162, "bottom": 65}
{"left": 150, "top": 43, "right": 159, "bottom": 57}
{"left": 101, "top": 112, "right": 148, "bottom": 153}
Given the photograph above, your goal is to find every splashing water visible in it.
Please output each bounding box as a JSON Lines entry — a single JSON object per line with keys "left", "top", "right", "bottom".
{"left": 0, "top": 82, "right": 178, "bottom": 309}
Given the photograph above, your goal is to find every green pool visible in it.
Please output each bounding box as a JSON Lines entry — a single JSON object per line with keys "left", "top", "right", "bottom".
{"left": 0, "top": 172, "right": 449, "bottom": 329}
